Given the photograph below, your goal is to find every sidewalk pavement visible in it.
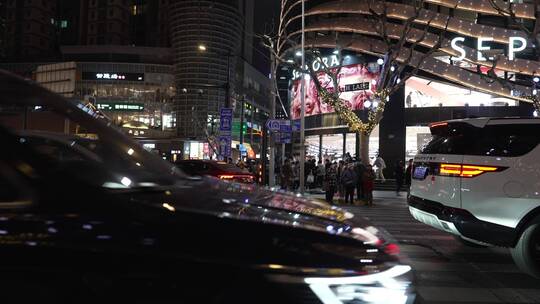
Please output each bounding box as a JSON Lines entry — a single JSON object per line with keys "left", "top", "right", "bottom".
{"left": 305, "top": 190, "right": 408, "bottom": 206}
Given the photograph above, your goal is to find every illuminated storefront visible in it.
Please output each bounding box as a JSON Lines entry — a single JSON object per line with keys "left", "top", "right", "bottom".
{"left": 36, "top": 61, "right": 176, "bottom": 133}
{"left": 289, "top": 61, "right": 533, "bottom": 171}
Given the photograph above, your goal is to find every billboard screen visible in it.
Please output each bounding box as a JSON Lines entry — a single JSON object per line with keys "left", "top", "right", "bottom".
{"left": 290, "top": 64, "right": 380, "bottom": 119}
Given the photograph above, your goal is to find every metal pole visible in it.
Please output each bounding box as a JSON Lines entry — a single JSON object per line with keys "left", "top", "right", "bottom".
{"left": 299, "top": 0, "right": 306, "bottom": 193}
{"left": 240, "top": 97, "right": 245, "bottom": 145}
{"left": 262, "top": 124, "right": 268, "bottom": 185}
{"left": 225, "top": 54, "right": 231, "bottom": 108}
{"left": 269, "top": 53, "right": 276, "bottom": 187}
{"left": 282, "top": 143, "right": 285, "bottom": 165}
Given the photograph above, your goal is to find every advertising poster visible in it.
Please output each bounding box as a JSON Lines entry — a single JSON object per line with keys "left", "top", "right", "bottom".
{"left": 290, "top": 64, "right": 380, "bottom": 119}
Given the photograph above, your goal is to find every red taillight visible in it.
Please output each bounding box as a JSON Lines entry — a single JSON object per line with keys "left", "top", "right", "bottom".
{"left": 384, "top": 243, "right": 400, "bottom": 255}
{"left": 429, "top": 121, "right": 448, "bottom": 128}
{"left": 461, "top": 165, "right": 498, "bottom": 177}
{"left": 440, "top": 163, "right": 499, "bottom": 178}
{"left": 218, "top": 174, "right": 254, "bottom": 182}
{"left": 440, "top": 164, "right": 462, "bottom": 175}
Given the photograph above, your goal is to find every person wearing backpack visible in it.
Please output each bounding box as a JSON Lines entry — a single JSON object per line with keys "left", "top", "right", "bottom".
{"left": 340, "top": 162, "right": 357, "bottom": 205}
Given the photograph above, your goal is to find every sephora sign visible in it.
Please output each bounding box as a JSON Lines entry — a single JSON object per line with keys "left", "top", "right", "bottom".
{"left": 451, "top": 36, "right": 527, "bottom": 61}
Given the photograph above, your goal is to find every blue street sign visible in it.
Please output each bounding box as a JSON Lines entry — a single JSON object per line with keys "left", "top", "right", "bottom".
{"left": 266, "top": 119, "right": 282, "bottom": 131}
{"left": 219, "top": 108, "right": 233, "bottom": 133}
{"left": 292, "top": 120, "right": 301, "bottom": 132}
{"left": 218, "top": 135, "right": 232, "bottom": 158}
{"left": 280, "top": 124, "right": 292, "bottom": 133}
{"left": 275, "top": 132, "right": 291, "bottom": 144}
{"left": 279, "top": 132, "right": 292, "bottom": 144}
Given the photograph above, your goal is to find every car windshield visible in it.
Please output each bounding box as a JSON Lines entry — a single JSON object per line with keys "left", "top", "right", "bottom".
{"left": 0, "top": 71, "right": 184, "bottom": 190}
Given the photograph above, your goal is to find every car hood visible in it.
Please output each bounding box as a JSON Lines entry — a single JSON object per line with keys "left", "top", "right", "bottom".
{"left": 119, "top": 177, "right": 401, "bottom": 275}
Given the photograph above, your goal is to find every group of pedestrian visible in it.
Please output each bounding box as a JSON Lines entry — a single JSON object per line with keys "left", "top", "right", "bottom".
{"left": 323, "top": 159, "right": 375, "bottom": 206}
{"left": 279, "top": 155, "right": 415, "bottom": 205}
{"left": 280, "top": 159, "right": 302, "bottom": 191}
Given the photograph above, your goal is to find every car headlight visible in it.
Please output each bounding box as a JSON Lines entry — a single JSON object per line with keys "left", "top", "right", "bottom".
{"left": 305, "top": 265, "right": 414, "bottom": 304}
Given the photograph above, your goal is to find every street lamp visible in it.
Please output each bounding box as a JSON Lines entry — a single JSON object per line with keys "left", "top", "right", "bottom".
{"left": 198, "top": 44, "right": 207, "bottom": 51}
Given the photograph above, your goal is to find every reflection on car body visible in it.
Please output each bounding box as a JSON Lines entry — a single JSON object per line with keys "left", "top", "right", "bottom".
{"left": 0, "top": 70, "right": 414, "bottom": 303}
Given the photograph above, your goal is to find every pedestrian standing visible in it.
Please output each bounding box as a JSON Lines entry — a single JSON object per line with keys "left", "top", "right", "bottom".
{"left": 355, "top": 159, "right": 366, "bottom": 202}
{"left": 337, "top": 160, "right": 345, "bottom": 203}
{"left": 374, "top": 154, "right": 386, "bottom": 182}
{"left": 324, "top": 163, "right": 338, "bottom": 204}
{"left": 293, "top": 161, "right": 300, "bottom": 190}
{"left": 340, "top": 162, "right": 357, "bottom": 205}
{"left": 363, "top": 165, "right": 375, "bottom": 206}
{"left": 281, "top": 159, "right": 292, "bottom": 191}
{"left": 394, "top": 161, "right": 405, "bottom": 196}
{"left": 316, "top": 160, "right": 325, "bottom": 188}
{"left": 405, "top": 158, "right": 414, "bottom": 194}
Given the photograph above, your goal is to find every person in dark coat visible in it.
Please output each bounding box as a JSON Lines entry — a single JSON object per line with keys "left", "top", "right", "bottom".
{"left": 340, "top": 162, "right": 357, "bottom": 205}
{"left": 394, "top": 161, "right": 405, "bottom": 196}
{"left": 405, "top": 159, "right": 413, "bottom": 184}
{"left": 324, "top": 163, "right": 338, "bottom": 204}
{"left": 363, "top": 165, "right": 375, "bottom": 206}
{"left": 337, "top": 160, "right": 345, "bottom": 202}
{"left": 281, "top": 159, "right": 292, "bottom": 191}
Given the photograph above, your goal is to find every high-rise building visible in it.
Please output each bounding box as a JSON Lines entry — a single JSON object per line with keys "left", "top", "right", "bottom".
{"left": 170, "top": 0, "right": 244, "bottom": 139}
{"left": 0, "top": 0, "right": 172, "bottom": 62}
{"left": 1, "top": 0, "right": 271, "bottom": 161}
{"left": 2, "top": 0, "right": 59, "bottom": 61}
{"left": 83, "top": 0, "right": 130, "bottom": 45}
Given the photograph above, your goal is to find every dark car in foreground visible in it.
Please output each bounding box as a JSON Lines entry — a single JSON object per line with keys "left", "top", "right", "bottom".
{"left": 0, "top": 70, "right": 414, "bottom": 303}
{"left": 176, "top": 159, "right": 255, "bottom": 184}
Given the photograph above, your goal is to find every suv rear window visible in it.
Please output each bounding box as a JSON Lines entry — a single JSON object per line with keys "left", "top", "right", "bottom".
{"left": 421, "top": 123, "right": 540, "bottom": 157}
{"left": 471, "top": 124, "right": 540, "bottom": 157}
{"left": 422, "top": 123, "right": 471, "bottom": 154}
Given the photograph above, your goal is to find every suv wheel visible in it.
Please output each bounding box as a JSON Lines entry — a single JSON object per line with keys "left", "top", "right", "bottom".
{"left": 510, "top": 219, "right": 540, "bottom": 278}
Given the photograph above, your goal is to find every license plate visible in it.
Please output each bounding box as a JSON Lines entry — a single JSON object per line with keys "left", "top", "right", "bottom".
{"left": 413, "top": 166, "right": 428, "bottom": 180}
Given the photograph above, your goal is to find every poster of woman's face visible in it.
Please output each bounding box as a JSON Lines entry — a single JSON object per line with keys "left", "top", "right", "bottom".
{"left": 290, "top": 63, "right": 380, "bottom": 119}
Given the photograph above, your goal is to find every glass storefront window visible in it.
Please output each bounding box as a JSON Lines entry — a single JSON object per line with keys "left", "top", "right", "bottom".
{"left": 405, "top": 76, "right": 518, "bottom": 108}
{"left": 345, "top": 133, "right": 356, "bottom": 158}
{"left": 305, "top": 135, "right": 320, "bottom": 160}
{"left": 322, "top": 134, "right": 343, "bottom": 161}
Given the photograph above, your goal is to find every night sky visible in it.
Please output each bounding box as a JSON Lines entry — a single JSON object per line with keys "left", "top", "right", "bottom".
{"left": 252, "top": 0, "right": 280, "bottom": 75}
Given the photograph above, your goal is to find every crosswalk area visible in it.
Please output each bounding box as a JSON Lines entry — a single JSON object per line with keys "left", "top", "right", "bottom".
{"left": 341, "top": 192, "right": 540, "bottom": 304}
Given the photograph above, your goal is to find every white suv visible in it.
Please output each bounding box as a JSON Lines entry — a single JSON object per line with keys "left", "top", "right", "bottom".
{"left": 408, "top": 117, "right": 540, "bottom": 277}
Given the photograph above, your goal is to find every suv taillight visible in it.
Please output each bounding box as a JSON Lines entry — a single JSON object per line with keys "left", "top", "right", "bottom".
{"left": 440, "top": 163, "right": 500, "bottom": 178}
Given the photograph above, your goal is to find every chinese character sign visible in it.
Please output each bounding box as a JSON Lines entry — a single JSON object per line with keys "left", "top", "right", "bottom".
{"left": 290, "top": 63, "right": 380, "bottom": 120}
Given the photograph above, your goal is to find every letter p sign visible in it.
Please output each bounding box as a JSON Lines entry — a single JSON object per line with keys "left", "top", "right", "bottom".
{"left": 509, "top": 37, "right": 527, "bottom": 60}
